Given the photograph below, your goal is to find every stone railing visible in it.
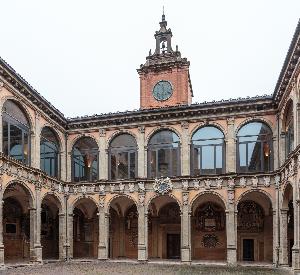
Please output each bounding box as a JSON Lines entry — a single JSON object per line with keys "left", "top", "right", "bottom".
{"left": 1, "top": 144, "right": 300, "bottom": 197}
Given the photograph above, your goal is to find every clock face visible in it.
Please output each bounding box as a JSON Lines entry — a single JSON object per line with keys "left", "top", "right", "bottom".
{"left": 152, "top": 81, "right": 173, "bottom": 101}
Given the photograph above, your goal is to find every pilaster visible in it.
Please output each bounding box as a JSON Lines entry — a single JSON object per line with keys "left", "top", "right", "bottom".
{"left": 34, "top": 184, "right": 42, "bottom": 262}
{"left": 98, "top": 195, "right": 108, "bottom": 260}
{"left": 137, "top": 126, "right": 146, "bottom": 178}
{"left": 99, "top": 129, "right": 108, "bottom": 180}
{"left": 226, "top": 118, "right": 235, "bottom": 173}
{"left": 181, "top": 122, "right": 190, "bottom": 176}
{"left": 0, "top": 181, "right": 4, "bottom": 266}
{"left": 138, "top": 193, "right": 148, "bottom": 261}
{"left": 226, "top": 188, "right": 237, "bottom": 266}
{"left": 0, "top": 82, "right": 3, "bottom": 153}
{"left": 279, "top": 208, "right": 289, "bottom": 266}
{"left": 181, "top": 191, "right": 191, "bottom": 262}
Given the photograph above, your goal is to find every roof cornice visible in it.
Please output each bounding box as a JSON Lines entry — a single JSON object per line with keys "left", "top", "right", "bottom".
{"left": 273, "top": 19, "right": 300, "bottom": 105}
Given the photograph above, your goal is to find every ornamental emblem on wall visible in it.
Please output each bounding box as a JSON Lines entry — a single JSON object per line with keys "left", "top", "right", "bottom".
{"left": 153, "top": 177, "right": 173, "bottom": 195}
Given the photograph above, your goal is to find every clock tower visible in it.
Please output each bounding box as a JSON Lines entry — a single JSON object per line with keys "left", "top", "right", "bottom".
{"left": 137, "top": 13, "right": 193, "bottom": 109}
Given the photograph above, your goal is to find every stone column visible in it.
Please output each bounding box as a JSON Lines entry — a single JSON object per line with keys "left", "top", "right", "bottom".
{"left": 29, "top": 207, "right": 36, "bottom": 261}
{"left": 279, "top": 208, "right": 289, "bottom": 266}
{"left": 226, "top": 118, "right": 236, "bottom": 173}
{"left": 58, "top": 212, "right": 66, "bottom": 260}
{"left": 138, "top": 194, "right": 148, "bottom": 261}
{"left": 226, "top": 189, "right": 237, "bottom": 265}
{"left": 119, "top": 217, "right": 125, "bottom": 257}
{"left": 181, "top": 122, "right": 190, "bottom": 176}
{"left": 273, "top": 182, "right": 280, "bottom": 266}
{"left": 0, "top": 182, "right": 4, "bottom": 266}
{"left": 34, "top": 185, "right": 42, "bottom": 262}
{"left": 99, "top": 129, "right": 108, "bottom": 180}
{"left": 181, "top": 191, "right": 191, "bottom": 262}
{"left": 98, "top": 195, "right": 108, "bottom": 260}
{"left": 60, "top": 134, "right": 67, "bottom": 181}
{"left": 137, "top": 126, "right": 146, "bottom": 178}
{"left": 292, "top": 172, "right": 300, "bottom": 270}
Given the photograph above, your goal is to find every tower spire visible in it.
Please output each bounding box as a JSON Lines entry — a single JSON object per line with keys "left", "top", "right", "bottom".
{"left": 162, "top": 6, "right": 165, "bottom": 21}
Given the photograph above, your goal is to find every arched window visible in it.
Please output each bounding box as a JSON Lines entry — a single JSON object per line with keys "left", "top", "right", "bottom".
{"left": 284, "top": 101, "right": 294, "bottom": 157}
{"left": 109, "top": 134, "right": 137, "bottom": 180}
{"left": 191, "top": 126, "right": 225, "bottom": 175}
{"left": 40, "top": 127, "right": 60, "bottom": 178}
{"left": 2, "top": 100, "right": 30, "bottom": 164}
{"left": 237, "top": 122, "right": 273, "bottom": 173}
{"left": 72, "top": 137, "right": 98, "bottom": 182}
{"left": 148, "top": 130, "right": 180, "bottom": 178}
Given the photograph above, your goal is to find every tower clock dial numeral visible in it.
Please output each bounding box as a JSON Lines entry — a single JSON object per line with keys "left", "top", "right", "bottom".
{"left": 153, "top": 80, "right": 173, "bottom": 101}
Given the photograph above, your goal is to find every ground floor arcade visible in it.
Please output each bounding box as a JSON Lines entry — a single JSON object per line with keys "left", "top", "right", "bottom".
{"left": 0, "top": 180, "right": 295, "bottom": 269}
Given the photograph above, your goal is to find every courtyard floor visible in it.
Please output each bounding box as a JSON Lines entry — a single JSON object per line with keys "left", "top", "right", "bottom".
{"left": 0, "top": 261, "right": 292, "bottom": 275}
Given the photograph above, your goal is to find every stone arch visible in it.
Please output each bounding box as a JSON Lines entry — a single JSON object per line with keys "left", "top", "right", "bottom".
{"left": 105, "top": 194, "right": 138, "bottom": 215}
{"left": 145, "top": 126, "right": 182, "bottom": 145}
{"left": 236, "top": 189, "right": 273, "bottom": 263}
{"left": 107, "top": 194, "right": 138, "bottom": 259}
{"left": 190, "top": 190, "right": 227, "bottom": 213}
{"left": 3, "top": 180, "right": 35, "bottom": 207}
{"left": 72, "top": 195, "right": 99, "bottom": 259}
{"left": 190, "top": 191, "right": 227, "bottom": 261}
{"left": 70, "top": 195, "right": 99, "bottom": 214}
{"left": 41, "top": 192, "right": 63, "bottom": 214}
{"left": 106, "top": 130, "right": 138, "bottom": 150}
{"left": 190, "top": 122, "right": 228, "bottom": 141}
{"left": 69, "top": 133, "right": 100, "bottom": 153}
{"left": 1, "top": 96, "right": 34, "bottom": 130}
{"left": 146, "top": 192, "right": 182, "bottom": 214}
{"left": 234, "top": 117, "right": 274, "bottom": 137}
{"left": 39, "top": 124, "right": 64, "bottom": 152}
{"left": 236, "top": 189, "right": 274, "bottom": 211}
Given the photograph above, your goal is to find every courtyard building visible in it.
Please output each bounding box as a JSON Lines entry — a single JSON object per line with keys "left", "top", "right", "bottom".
{"left": 0, "top": 13, "right": 300, "bottom": 273}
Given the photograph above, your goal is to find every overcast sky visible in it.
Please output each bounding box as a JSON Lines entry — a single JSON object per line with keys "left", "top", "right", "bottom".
{"left": 0, "top": 1, "right": 299, "bottom": 118}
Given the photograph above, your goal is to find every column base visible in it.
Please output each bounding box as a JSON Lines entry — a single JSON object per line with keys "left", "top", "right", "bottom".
{"left": 138, "top": 245, "right": 148, "bottom": 261}
{"left": 33, "top": 245, "right": 43, "bottom": 263}
{"left": 181, "top": 247, "right": 191, "bottom": 263}
{"left": 292, "top": 248, "right": 300, "bottom": 270}
{"left": 227, "top": 247, "right": 237, "bottom": 266}
{"left": 98, "top": 245, "right": 108, "bottom": 260}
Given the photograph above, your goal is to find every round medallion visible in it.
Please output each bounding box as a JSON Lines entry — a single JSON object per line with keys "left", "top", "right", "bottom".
{"left": 152, "top": 80, "right": 173, "bottom": 101}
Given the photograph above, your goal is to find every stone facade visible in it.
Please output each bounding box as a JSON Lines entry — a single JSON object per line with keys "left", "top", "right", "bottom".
{"left": 0, "top": 13, "right": 299, "bottom": 274}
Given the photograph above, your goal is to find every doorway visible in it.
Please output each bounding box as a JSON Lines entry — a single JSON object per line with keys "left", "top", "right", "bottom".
{"left": 243, "top": 239, "right": 254, "bottom": 261}
{"left": 167, "top": 234, "right": 180, "bottom": 259}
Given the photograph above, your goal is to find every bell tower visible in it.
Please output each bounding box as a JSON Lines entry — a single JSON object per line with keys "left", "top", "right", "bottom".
{"left": 137, "top": 12, "right": 193, "bottom": 109}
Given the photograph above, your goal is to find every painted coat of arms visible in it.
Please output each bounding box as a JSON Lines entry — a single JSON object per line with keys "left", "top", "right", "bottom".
{"left": 153, "top": 177, "right": 173, "bottom": 195}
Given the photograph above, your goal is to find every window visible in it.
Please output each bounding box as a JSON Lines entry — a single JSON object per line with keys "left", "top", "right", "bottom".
{"left": 109, "top": 134, "right": 137, "bottom": 180}
{"left": 2, "top": 100, "right": 30, "bottom": 164}
{"left": 72, "top": 137, "right": 98, "bottom": 182}
{"left": 148, "top": 130, "right": 180, "bottom": 178}
{"left": 284, "top": 101, "right": 294, "bottom": 157}
{"left": 191, "top": 126, "right": 225, "bottom": 175}
{"left": 237, "top": 122, "right": 273, "bottom": 173}
{"left": 40, "top": 127, "right": 60, "bottom": 178}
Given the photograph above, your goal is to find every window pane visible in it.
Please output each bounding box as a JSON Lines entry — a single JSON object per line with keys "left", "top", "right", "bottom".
{"left": 10, "top": 124, "right": 23, "bottom": 162}
{"left": 117, "top": 152, "right": 128, "bottom": 179}
{"left": 150, "top": 150, "right": 156, "bottom": 178}
{"left": 3, "top": 121, "right": 8, "bottom": 155}
{"left": 216, "top": 145, "right": 223, "bottom": 169}
{"left": 192, "top": 147, "right": 200, "bottom": 176}
{"left": 172, "top": 148, "right": 178, "bottom": 177}
{"left": 158, "top": 148, "right": 170, "bottom": 178}
{"left": 129, "top": 152, "right": 136, "bottom": 178}
{"left": 202, "top": 146, "right": 214, "bottom": 170}
{"left": 248, "top": 142, "right": 261, "bottom": 171}
{"left": 111, "top": 154, "right": 116, "bottom": 180}
{"left": 239, "top": 143, "right": 246, "bottom": 167}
